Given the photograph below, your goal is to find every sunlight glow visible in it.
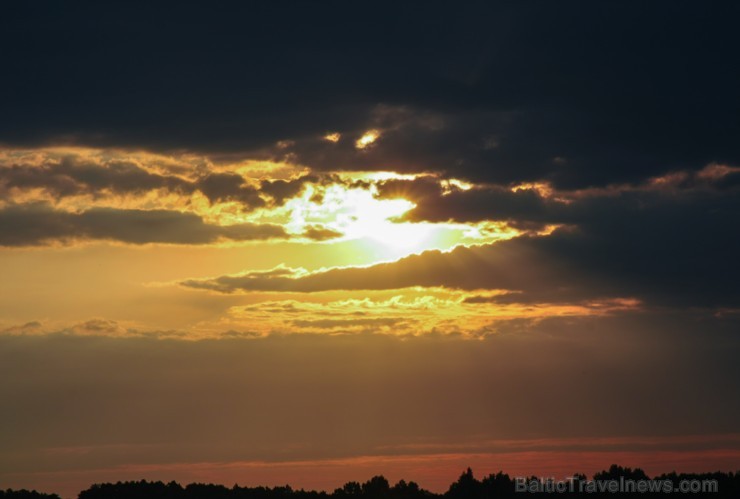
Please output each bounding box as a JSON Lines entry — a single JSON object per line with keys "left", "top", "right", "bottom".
{"left": 336, "top": 171, "right": 423, "bottom": 182}
{"left": 443, "top": 178, "right": 474, "bottom": 193}
{"left": 355, "top": 130, "right": 380, "bottom": 149}
{"left": 236, "top": 176, "right": 524, "bottom": 260}
{"left": 285, "top": 184, "right": 434, "bottom": 250}
{"left": 511, "top": 182, "right": 554, "bottom": 198}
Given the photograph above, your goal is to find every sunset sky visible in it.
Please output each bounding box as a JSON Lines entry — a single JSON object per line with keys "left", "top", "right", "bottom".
{"left": 2, "top": 1, "right": 740, "bottom": 497}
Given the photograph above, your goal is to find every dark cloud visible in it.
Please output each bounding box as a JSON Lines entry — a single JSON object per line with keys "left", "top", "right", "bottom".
{"left": 0, "top": 153, "right": 302, "bottom": 208}
{"left": 2, "top": 2, "right": 739, "bottom": 187}
{"left": 194, "top": 172, "right": 264, "bottom": 206}
{"left": 180, "top": 236, "right": 594, "bottom": 298}
{"left": 378, "top": 178, "right": 552, "bottom": 224}
{"left": 2, "top": 155, "right": 191, "bottom": 198}
{"left": 260, "top": 176, "right": 318, "bottom": 204}
{"left": 376, "top": 176, "right": 446, "bottom": 204}
{"left": 183, "top": 182, "right": 740, "bottom": 308}
{"left": 300, "top": 225, "right": 343, "bottom": 242}
{"left": 0, "top": 204, "right": 287, "bottom": 246}
{"left": 377, "top": 167, "right": 740, "bottom": 229}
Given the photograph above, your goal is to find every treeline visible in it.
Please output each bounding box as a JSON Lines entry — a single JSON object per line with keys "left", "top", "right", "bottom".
{"left": 1, "top": 490, "right": 60, "bottom": 499}
{"left": 3, "top": 465, "right": 740, "bottom": 499}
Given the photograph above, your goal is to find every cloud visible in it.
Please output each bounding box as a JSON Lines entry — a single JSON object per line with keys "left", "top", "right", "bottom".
{"left": 376, "top": 164, "right": 740, "bottom": 225}
{"left": 2, "top": 4, "right": 739, "bottom": 188}
{"left": 290, "top": 317, "right": 411, "bottom": 330}
{"left": 0, "top": 149, "right": 315, "bottom": 209}
{"left": 2, "top": 154, "right": 189, "bottom": 197}
{"left": 216, "top": 291, "right": 638, "bottom": 337}
{"left": 300, "top": 225, "right": 344, "bottom": 242}
{"left": 183, "top": 185, "right": 740, "bottom": 309}
{"left": 260, "top": 176, "right": 320, "bottom": 204}
{"left": 377, "top": 177, "right": 554, "bottom": 224}
{"left": 193, "top": 172, "right": 263, "bottom": 206}
{"left": 179, "top": 236, "right": 591, "bottom": 297}
{"left": 0, "top": 203, "right": 287, "bottom": 246}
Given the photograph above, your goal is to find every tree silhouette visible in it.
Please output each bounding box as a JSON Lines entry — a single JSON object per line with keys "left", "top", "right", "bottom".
{"left": 0, "top": 490, "right": 60, "bottom": 499}
{"left": 480, "top": 471, "right": 514, "bottom": 497}
{"left": 5, "top": 466, "right": 740, "bottom": 499}
{"left": 360, "top": 476, "right": 390, "bottom": 499}
{"left": 445, "top": 468, "right": 482, "bottom": 499}
{"left": 594, "top": 464, "right": 649, "bottom": 481}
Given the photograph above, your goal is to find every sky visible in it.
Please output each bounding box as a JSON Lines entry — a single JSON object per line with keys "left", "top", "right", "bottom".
{"left": 1, "top": 1, "right": 740, "bottom": 496}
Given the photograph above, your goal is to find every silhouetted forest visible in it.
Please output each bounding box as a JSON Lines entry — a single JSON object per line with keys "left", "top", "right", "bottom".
{"left": 4, "top": 465, "right": 740, "bottom": 499}
{"left": 1, "top": 490, "right": 61, "bottom": 499}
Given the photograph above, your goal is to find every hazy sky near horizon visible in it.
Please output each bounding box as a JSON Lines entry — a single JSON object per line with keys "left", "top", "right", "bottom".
{"left": 1, "top": 1, "right": 740, "bottom": 496}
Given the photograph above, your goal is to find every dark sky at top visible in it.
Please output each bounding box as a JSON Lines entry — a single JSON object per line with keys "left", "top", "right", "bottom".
{"left": 3, "top": 0, "right": 739, "bottom": 188}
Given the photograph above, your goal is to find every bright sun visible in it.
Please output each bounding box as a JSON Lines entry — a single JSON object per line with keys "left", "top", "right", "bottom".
{"left": 338, "top": 193, "right": 435, "bottom": 250}
{"left": 268, "top": 179, "right": 519, "bottom": 260}
{"left": 285, "top": 184, "right": 436, "bottom": 251}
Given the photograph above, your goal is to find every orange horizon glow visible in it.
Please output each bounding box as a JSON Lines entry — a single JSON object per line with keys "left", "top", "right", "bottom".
{"left": 5, "top": 440, "right": 740, "bottom": 499}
